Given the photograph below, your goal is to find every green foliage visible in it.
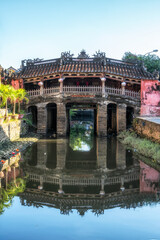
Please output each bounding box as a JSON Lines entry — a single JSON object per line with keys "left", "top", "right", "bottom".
{"left": 69, "top": 123, "right": 93, "bottom": 151}
{"left": 0, "top": 178, "right": 26, "bottom": 215}
{"left": 70, "top": 109, "right": 77, "bottom": 118}
{"left": 118, "top": 130, "right": 160, "bottom": 163}
{"left": 0, "top": 84, "right": 29, "bottom": 116}
{"left": 122, "top": 52, "right": 160, "bottom": 74}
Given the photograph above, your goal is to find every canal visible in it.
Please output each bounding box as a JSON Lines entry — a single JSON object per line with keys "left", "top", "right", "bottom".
{"left": 0, "top": 122, "right": 160, "bottom": 240}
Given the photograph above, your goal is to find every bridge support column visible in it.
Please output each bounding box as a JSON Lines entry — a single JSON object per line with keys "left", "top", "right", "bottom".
{"left": 117, "top": 103, "right": 126, "bottom": 133}
{"left": 37, "top": 103, "right": 47, "bottom": 134}
{"left": 59, "top": 77, "right": 64, "bottom": 94}
{"left": 97, "top": 138, "right": 107, "bottom": 169}
{"left": 116, "top": 140, "right": 126, "bottom": 170}
{"left": 56, "top": 139, "right": 67, "bottom": 169}
{"left": 57, "top": 102, "right": 67, "bottom": 137}
{"left": 97, "top": 103, "right": 107, "bottom": 136}
{"left": 36, "top": 141, "right": 47, "bottom": 168}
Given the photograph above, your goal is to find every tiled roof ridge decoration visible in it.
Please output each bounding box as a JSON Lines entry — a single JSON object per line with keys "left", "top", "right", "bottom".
{"left": 22, "top": 50, "right": 139, "bottom": 67}
{"left": 17, "top": 50, "right": 157, "bottom": 80}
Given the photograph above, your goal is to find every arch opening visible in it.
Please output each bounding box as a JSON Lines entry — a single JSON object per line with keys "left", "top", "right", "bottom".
{"left": 28, "top": 106, "right": 37, "bottom": 130}
{"left": 107, "top": 103, "right": 117, "bottom": 134}
{"left": 47, "top": 103, "right": 57, "bottom": 134}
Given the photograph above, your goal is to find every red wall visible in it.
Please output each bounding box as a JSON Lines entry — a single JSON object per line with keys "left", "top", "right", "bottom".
{"left": 11, "top": 79, "right": 23, "bottom": 89}
{"left": 141, "top": 79, "right": 160, "bottom": 116}
{"left": 140, "top": 161, "right": 160, "bottom": 193}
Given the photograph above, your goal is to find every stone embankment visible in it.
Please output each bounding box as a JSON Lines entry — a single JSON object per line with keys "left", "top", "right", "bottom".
{"left": 133, "top": 117, "right": 160, "bottom": 143}
{"left": 0, "top": 119, "right": 40, "bottom": 171}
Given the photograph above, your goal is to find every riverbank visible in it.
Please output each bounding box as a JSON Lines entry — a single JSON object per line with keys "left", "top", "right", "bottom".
{"left": 133, "top": 117, "right": 160, "bottom": 143}
{"left": 118, "top": 130, "right": 160, "bottom": 168}
{"left": 0, "top": 133, "right": 40, "bottom": 160}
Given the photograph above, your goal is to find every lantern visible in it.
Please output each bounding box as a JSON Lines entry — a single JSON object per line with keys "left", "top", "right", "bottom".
{"left": 38, "top": 81, "right": 43, "bottom": 87}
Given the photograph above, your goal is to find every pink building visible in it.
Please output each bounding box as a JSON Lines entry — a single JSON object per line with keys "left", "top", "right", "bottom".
{"left": 140, "top": 161, "right": 160, "bottom": 193}
{"left": 141, "top": 79, "right": 160, "bottom": 116}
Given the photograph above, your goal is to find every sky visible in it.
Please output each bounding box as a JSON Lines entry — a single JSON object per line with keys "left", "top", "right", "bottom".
{"left": 0, "top": 0, "right": 160, "bottom": 69}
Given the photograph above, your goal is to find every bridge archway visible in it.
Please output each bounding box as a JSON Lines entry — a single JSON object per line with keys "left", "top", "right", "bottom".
{"left": 28, "top": 106, "right": 37, "bottom": 129}
{"left": 47, "top": 103, "right": 57, "bottom": 133}
{"left": 107, "top": 103, "right": 117, "bottom": 133}
{"left": 107, "top": 137, "right": 117, "bottom": 169}
{"left": 66, "top": 103, "right": 97, "bottom": 135}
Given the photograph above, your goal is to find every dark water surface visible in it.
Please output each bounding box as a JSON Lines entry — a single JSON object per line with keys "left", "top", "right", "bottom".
{"left": 0, "top": 133, "right": 160, "bottom": 240}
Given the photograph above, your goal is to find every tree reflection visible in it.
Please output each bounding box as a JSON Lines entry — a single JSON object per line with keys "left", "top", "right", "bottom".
{"left": 0, "top": 178, "right": 26, "bottom": 215}
{"left": 69, "top": 122, "right": 94, "bottom": 151}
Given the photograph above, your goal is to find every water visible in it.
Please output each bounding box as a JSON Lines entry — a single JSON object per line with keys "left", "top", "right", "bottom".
{"left": 0, "top": 128, "right": 160, "bottom": 240}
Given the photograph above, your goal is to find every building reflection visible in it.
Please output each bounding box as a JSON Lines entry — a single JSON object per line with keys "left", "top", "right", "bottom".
{"left": 20, "top": 137, "right": 160, "bottom": 215}
{"left": 0, "top": 158, "right": 25, "bottom": 216}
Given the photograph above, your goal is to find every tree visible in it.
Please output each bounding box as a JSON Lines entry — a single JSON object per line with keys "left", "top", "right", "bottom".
{"left": 16, "top": 88, "right": 29, "bottom": 113}
{"left": 10, "top": 87, "right": 18, "bottom": 115}
{"left": 0, "top": 84, "right": 13, "bottom": 116}
{"left": 122, "top": 52, "right": 160, "bottom": 74}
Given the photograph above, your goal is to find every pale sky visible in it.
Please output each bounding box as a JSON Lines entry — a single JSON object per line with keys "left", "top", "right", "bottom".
{"left": 0, "top": 0, "right": 160, "bottom": 69}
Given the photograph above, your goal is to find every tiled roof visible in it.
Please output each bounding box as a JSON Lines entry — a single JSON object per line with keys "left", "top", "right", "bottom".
{"left": 19, "top": 52, "right": 155, "bottom": 80}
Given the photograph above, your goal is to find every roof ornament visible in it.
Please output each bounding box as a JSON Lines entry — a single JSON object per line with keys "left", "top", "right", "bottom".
{"left": 21, "top": 58, "right": 43, "bottom": 67}
{"left": 77, "top": 49, "right": 89, "bottom": 59}
{"left": 93, "top": 50, "right": 106, "bottom": 65}
{"left": 60, "top": 51, "right": 74, "bottom": 65}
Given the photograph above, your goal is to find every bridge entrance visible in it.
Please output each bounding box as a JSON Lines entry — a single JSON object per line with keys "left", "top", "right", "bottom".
{"left": 66, "top": 103, "right": 97, "bottom": 135}
{"left": 28, "top": 106, "right": 37, "bottom": 131}
{"left": 47, "top": 103, "right": 57, "bottom": 134}
{"left": 107, "top": 103, "right": 117, "bottom": 134}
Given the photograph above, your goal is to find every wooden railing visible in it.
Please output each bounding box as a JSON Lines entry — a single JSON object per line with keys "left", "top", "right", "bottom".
{"left": 43, "top": 87, "right": 59, "bottom": 95}
{"left": 27, "top": 86, "right": 140, "bottom": 98}
{"left": 105, "top": 87, "right": 122, "bottom": 95}
{"left": 28, "top": 172, "right": 139, "bottom": 186}
{"left": 125, "top": 89, "right": 140, "bottom": 98}
{"left": 27, "top": 89, "right": 40, "bottom": 96}
{"left": 63, "top": 85, "right": 102, "bottom": 93}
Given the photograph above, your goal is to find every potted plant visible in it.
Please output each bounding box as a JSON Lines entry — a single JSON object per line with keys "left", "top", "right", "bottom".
{"left": 18, "top": 110, "right": 25, "bottom": 119}
{"left": 11, "top": 114, "right": 19, "bottom": 120}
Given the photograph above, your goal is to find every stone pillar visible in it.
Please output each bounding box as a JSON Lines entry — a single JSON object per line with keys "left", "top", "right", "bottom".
{"left": 36, "top": 141, "right": 47, "bottom": 169}
{"left": 97, "top": 102, "right": 107, "bottom": 136}
{"left": 97, "top": 138, "right": 107, "bottom": 169}
{"left": 58, "top": 177, "right": 64, "bottom": 194}
{"left": 121, "top": 81, "right": 126, "bottom": 95}
{"left": 117, "top": 104, "right": 126, "bottom": 133}
{"left": 56, "top": 139, "right": 67, "bottom": 169}
{"left": 38, "top": 81, "right": 44, "bottom": 95}
{"left": 59, "top": 77, "right": 64, "bottom": 94}
{"left": 120, "top": 176, "right": 125, "bottom": 191}
{"left": 100, "top": 176, "right": 105, "bottom": 195}
{"left": 37, "top": 103, "right": 47, "bottom": 134}
{"left": 38, "top": 175, "right": 44, "bottom": 190}
{"left": 101, "top": 77, "right": 106, "bottom": 97}
{"left": 116, "top": 140, "right": 126, "bottom": 170}
{"left": 57, "top": 102, "right": 67, "bottom": 137}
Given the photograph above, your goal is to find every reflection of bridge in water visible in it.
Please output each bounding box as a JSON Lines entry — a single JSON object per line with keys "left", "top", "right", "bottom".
{"left": 20, "top": 138, "right": 160, "bottom": 215}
